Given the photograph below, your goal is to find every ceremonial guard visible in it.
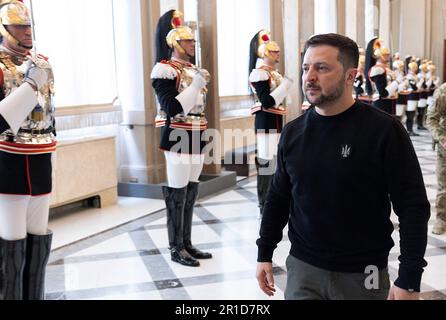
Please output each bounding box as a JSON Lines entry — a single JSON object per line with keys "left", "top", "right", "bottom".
{"left": 393, "top": 59, "right": 410, "bottom": 122}
{"left": 405, "top": 56, "right": 423, "bottom": 136}
{"left": 354, "top": 55, "right": 366, "bottom": 99}
{"left": 417, "top": 62, "right": 429, "bottom": 130}
{"left": 0, "top": 0, "right": 55, "bottom": 300}
{"left": 354, "top": 48, "right": 374, "bottom": 105}
{"left": 151, "top": 10, "right": 212, "bottom": 267}
{"left": 248, "top": 30, "right": 292, "bottom": 215}
{"left": 427, "top": 62, "right": 440, "bottom": 109}
{"left": 365, "top": 37, "right": 399, "bottom": 115}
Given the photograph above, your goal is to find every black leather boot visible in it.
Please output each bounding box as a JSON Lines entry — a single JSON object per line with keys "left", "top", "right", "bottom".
{"left": 183, "top": 182, "right": 212, "bottom": 260}
{"left": 23, "top": 232, "right": 53, "bottom": 300}
{"left": 0, "top": 237, "right": 26, "bottom": 300}
{"left": 256, "top": 157, "right": 275, "bottom": 215}
{"left": 406, "top": 111, "right": 419, "bottom": 136}
{"left": 417, "top": 107, "right": 427, "bottom": 130}
{"left": 163, "top": 186, "right": 199, "bottom": 267}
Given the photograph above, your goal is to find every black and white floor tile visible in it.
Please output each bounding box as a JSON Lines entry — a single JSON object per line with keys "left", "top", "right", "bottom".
{"left": 45, "top": 130, "right": 446, "bottom": 300}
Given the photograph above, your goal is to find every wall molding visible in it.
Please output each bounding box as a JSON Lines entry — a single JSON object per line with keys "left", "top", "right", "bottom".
{"left": 55, "top": 100, "right": 120, "bottom": 117}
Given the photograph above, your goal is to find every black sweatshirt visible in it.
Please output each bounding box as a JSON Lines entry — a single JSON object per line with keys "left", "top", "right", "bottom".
{"left": 257, "top": 102, "right": 430, "bottom": 292}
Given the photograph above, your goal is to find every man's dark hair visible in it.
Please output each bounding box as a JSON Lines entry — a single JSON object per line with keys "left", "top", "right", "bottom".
{"left": 303, "top": 33, "right": 359, "bottom": 70}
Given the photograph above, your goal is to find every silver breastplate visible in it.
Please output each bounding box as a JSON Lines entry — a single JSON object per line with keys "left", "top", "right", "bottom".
{"left": 178, "top": 65, "right": 209, "bottom": 115}
{"left": 268, "top": 69, "right": 284, "bottom": 92}
{"left": 0, "top": 52, "right": 55, "bottom": 145}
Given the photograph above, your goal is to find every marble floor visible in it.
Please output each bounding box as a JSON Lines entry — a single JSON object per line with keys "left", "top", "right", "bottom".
{"left": 46, "top": 129, "right": 446, "bottom": 300}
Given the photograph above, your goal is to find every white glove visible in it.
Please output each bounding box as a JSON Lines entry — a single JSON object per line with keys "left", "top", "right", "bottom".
{"left": 416, "top": 80, "right": 423, "bottom": 90}
{"left": 398, "top": 83, "right": 407, "bottom": 92}
{"left": 25, "top": 64, "right": 48, "bottom": 91}
{"left": 175, "top": 73, "right": 206, "bottom": 115}
{"left": 191, "top": 73, "right": 206, "bottom": 90}
{"left": 0, "top": 84, "right": 38, "bottom": 134}
{"left": 270, "top": 78, "right": 292, "bottom": 107}
{"left": 385, "top": 80, "right": 399, "bottom": 96}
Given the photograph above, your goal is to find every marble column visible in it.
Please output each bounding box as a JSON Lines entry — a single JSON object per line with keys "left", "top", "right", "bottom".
{"left": 115, "top": 0, "right": 166, "bottom": 184}
{"left": 197, "top": 0, "right": 221, "bottom": 174}
{"left": 390, "top": 0, "right": 401, "bottom": 52}
{"left": 379, "top": 0, "right": 391, "bottom": 49}
{"left": 270, "top": 0, "right": 285, "bottom": 74}
{"left": 283, "top": 0, "right": 302, "bottom": 122}
{"left": 314, "top": 0, "right": 337, "bottom": 34}
{"left": 337, "top": 0, "right": 346, "bottom": 35}
{"left": 398, "top": 0, "right": 430, "bottom": 59}
{"left": 160, "top": 0, "right": 183, "bottom": 15}
{"left": 431, "top": 0, "right": 446, "bottom": 82}
{"left": 299, "top": 0, "right": 314, "bottom": 46}
{"left": 345, "top": 0, "right": 366, "bottom": 47}
{"left": 365, "top": 0, "right": 377, "bottom": 43}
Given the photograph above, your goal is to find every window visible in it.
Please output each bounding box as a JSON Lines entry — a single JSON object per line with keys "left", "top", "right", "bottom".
{"left": 27, "top": 0, "right": 117, "bottom": 108}
{"left": 184, "top": 0, "right": 198, "bottom": 21}
{"left": 365, "top": 0, "right": 379, "bottom": 43}
{"left": 314, "top": 0, "right": 337, "bottom": 35}
{"left": 161, "top": 0, "right": 183, "bottom": 16}
{"left": 183, "top": 0, "right": 270, "bottom": 97}
{"left": 216, "top": 0, "right": 270, "bottom": 97}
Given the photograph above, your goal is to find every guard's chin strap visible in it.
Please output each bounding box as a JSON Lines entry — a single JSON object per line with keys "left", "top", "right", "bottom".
{"left": 1, "top": 40, "right": 31, "bottom": 58}
{"left": 19, "top": 43, "right": 32, "bottom": 50}
{"left": 174, "top": 42, "right": 194, "bottom": 62}
{"left": 173, "top": 41, "right": 185, "bottom": 55}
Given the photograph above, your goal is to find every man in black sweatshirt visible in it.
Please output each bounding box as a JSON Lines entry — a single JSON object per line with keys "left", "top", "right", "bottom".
{"left": 256, "top": 34, "right": 430, "bottom": 300}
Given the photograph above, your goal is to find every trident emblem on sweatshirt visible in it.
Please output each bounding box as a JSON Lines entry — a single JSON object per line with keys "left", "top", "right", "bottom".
{"left": 341, "top": 144, "right": 352, "bottom": 159}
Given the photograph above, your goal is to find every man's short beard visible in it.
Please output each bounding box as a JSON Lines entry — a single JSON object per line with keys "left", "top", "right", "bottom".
{"left": 305, "top": 75, "right": 345, "bottom": 106}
